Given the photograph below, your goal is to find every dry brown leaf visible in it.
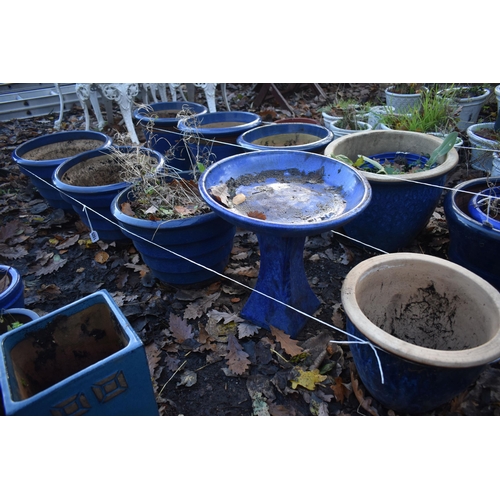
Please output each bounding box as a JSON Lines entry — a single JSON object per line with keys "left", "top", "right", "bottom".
{"left": 225, "top": 266, "right": 259, "bottom": 278}
{"left": 225, "top": 334, "right": 251, "bottom": 375}
{"left": 0, "top": 244, "right": 28, "bottom": 260}
{"left": 35, "top": 257, "right": 67, "bottom": 276}
{"left": 331, "top": 376, "right": 351, "bottom": 404}
{"left": 94, "top": 251, "right": 109, "bottom": 264}
{"left": 247, "top": 210, "right": 266, "bottom": 220}
{"left": 120, "top": 202, "right": 135, "bottom": 216}
{"left": 350, "top": 362, "right": 379, "bottom": 416}
{"left": 0, "top": 220, "right": 20, "bottom": 243}
{"left": 56, "top": 234, "right": 80, "bottom": 250}
{"left": 270, "top": 325, "right": 303, "bottom": 357}
{"left": 145, "top": 342, "right": 162, "bottom": 379}
{"left": 210, "top": 183, "right": 230, "bottom": 207}
{"left": 169, "top": 312, "right": 193, "bottom": 343}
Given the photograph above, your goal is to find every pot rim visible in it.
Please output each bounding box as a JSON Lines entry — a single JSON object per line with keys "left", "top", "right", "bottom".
{"left": 12, "top": 130, "right": 113, "bottom": 167}
{"left": 341, "top": 252, "right": 500, "bottom": 368}
{"left": 438, "top": 86, "right": 491, "bottom": 102}
{"left": 324, "top": 129, "right": 459, "bottom": 183}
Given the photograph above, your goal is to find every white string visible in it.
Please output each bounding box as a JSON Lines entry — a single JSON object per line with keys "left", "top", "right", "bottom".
{"left": 16, "top": 138, "right": 500, "bottom": 387}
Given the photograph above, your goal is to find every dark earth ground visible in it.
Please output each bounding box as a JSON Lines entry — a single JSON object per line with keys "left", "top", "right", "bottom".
{"left": 1, "top": 83, "right": 500, "bottom": 416}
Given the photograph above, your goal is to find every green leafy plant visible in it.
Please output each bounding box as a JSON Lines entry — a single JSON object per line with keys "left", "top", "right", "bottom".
{"left": 380, "top": 88, "right": 459, "bottom": 134}
{"left": 333, "top": 132, "right": 458, "bottom": 175}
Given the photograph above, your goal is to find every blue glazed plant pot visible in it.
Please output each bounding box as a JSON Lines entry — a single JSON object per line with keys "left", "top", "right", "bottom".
{"left": 111, "top": 185, "right": 236, "bottom": 286}
{"left": 53, "top": 146, "right": 164, "bottom": 243}
{"left": 177, "top": 111, "right": 262, "bottom": 166}
{"left": 236, "top": 122, "right": 334, "bottom": 153}
{"left": 444, "top": 177, "right": 500, "bottom": 290}
{"left": 325, "top": 130, "right": 459, "bottom": 252}
{"left": 133, "top": 101, "right": 208, "bottom": 172}
{"left": 342, "top": 253, "right": 500, "bottom": 414}
{"left": 0, "top": 265, "right": 24, "bottom": 310}
{"left": 0, "top": 290, "right": 158, "bottom": 416}
{"left": 468, "top": 186, "right": 500, "bottom": 231}
{"left": 199, "top": 150, "right": 371, "bottom": 338}
{"left": 0, "top": 308, "right": 39, "bottom": 336}
{"left": 12, "top": 130, "right": 113, "bottom": 210}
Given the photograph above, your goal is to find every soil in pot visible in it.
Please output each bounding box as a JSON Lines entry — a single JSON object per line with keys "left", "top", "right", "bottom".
{"left": 251, "top": 132, "right": 321, "bottom": 147}
{"left": 199, "top": 121, "right": 246, "bottom": 128}
{"left": 473, "top": 127, "right": 500, "bottom": 142}
{"left": 61, "top": 155, "right": 125, "bottom": 186}
{"left": 20, "top": 140, "right": 106, "bottom": 161}
{"left": 379, "top": 283, "right": 471, "bottom": 350}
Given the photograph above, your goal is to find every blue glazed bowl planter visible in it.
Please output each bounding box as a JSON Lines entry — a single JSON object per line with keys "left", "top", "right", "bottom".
{"left": 468, "top": 186, "right": 500, "bottom": 231}
{"left": 0, "top": 290, "right": 158, "bottom": 416}
{"left": 236, "top": 122, "right": 334, "bottom": 153}
{"left": 199, "top": 150, "right": 372, "bottom": 338}
{"left": 12, "top": 130, "right": 113, "bottom": 210}
{"left": 133, "top": 101, "right": 208, "bottom": 172}
{"left": 53, "top": 146, "right": 164, "bottom": 243}
{"left": 111, "top": 186, "right": 236, "bottom": 286}
{"left": 0, "top": 265, "right": 24, "bottom": 310}
{"left": 177, "top": 111, "right": 262, "bottom": 166}
{"left": 341, "top": 253, "right": 500, "bottom": 414}
{"left": 324, "top": 130, "right": 459, "bottom": 252}
{"left": 444, "top": 177, "right": 500, "bottom": 290}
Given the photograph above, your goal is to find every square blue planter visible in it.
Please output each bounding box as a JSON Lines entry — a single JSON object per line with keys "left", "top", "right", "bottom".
{"left": 0, "top": 290, "right": 158, "bottom": 416}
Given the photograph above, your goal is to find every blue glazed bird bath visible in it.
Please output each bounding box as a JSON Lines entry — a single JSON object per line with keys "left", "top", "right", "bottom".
{"left": 236, "top": 122, "right": 334, "bottom": 153}
{"left": 199, "top": 150, "right": 372, "bottom": 338}
{"left": 0, "top": 290, "right": 158, "bottom": 416}
{"left": 53, "top": 146, "right": 164, "bottom": 243}
{"left": 133, "top": 101, "right": 208, "bottom": 172}
{"left": 12, "top": 130, "right": 113, "bottom": 210}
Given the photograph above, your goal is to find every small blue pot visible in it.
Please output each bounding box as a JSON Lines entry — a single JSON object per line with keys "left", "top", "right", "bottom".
{"left": 177, "top": 111, "right": 262, "bottom": 165}
{"left": 111, "top": 185, "right": 236, "bottom": 286}
{"left": 468, "top": 186, "right": 500, "bottom": 231}
{"left": 445, "top": 177, "right": 500, "bottom": 290}
{"left": 342, "top": 252, "right": 500, "bottom": 414}
{"left": 133, "top": 101, "right": 208, "bottom": 171}
{"left": 0, "top": 290, "right": 158, "bottom": 416}
{"left": 236, "top": 123, "right": 333, "bottom": 153}
{"left": 12, "top": 130, "right": 113, "bottom": 210}
{"left": 361, "top": 152, "right": 432, "bottom": 172}
{"left": 53, "top": 146, "right": 164, "bottom": 243}
{"left": 0, "top": 265, "right": 24, "bottom": 310}
{"left": 0, "top": 308, "right": 39, "bottom": 336}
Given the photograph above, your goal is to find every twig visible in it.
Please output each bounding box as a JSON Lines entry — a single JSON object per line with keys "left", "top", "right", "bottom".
{"left": 159, "top": 360, "right": 187, "bottom": 395}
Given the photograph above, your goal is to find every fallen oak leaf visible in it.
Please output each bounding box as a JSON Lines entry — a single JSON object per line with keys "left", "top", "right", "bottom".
{"left": 169, "top": 312, "right": 193, "bottom": 343}
{"left": 56, "top": 234, "right": 80, "bottom": 250}
{"left": 210, "top": 183, "right": 230, "bottom": 207}
{"left": 94, "top": 250, "right": 109, "bottom": 264}
{"left": 225, "top": 334, "right": 251, "bottom": 375}
{"left": 120, "top": 202, "right": 136, "bottom": 216}
{"left": 270, "top": 325, "right": 303, "bottom": 357}
{"left": 34, "top": 255, "right": 67, "bottom": 276}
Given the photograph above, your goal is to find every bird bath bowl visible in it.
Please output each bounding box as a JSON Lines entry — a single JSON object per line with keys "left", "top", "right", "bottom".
{"left": 199, "top": 150, "right": 372, "bottom": 338}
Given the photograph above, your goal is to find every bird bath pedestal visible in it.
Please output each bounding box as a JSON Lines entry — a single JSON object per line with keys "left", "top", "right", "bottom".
{"left": 199, "top": 150, "right": 372, "bottom": 338}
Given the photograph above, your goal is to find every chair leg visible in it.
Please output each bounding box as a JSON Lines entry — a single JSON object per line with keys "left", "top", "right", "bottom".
{"left": 53, "top": 83, "right": 64, "bottom": 130}
{"left": 220, "top": 83, "right": 230, "bottom": 111}
{"left": 75, "top": 84, "right": 92, "bottom": 130}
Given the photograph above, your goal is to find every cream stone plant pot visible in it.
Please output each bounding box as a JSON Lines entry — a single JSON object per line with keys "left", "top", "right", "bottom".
{"left": 325, "top": 130, "right": 459, "bottom": 252}
{"left": 341, "top": 252, "right": 500, "bottom": 414}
